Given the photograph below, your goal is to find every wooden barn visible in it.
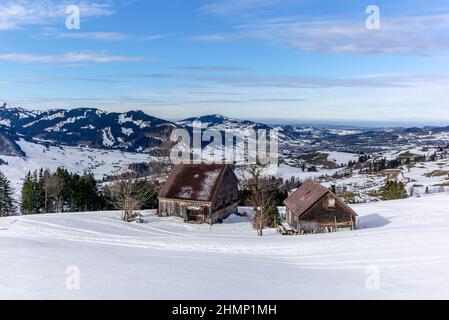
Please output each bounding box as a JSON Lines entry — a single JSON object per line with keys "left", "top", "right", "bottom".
{"left": 283, "top": 179, "right": 357, "bottom": 234}
{"left": 158, "top": 163, "right": 239, "bottom": 224}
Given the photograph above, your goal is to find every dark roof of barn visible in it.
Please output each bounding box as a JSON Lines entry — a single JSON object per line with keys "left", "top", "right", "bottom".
{"left": 283, "top": 179, "right": 356, "bottom": 218}
{"left": 159, "top": 163, "right": 231, "bottom": 202}
{"left": 283, "top": 179, "right": 329, "bottom": 217}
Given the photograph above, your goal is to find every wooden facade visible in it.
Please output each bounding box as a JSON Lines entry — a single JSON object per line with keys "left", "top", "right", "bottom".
{"left": 283, "top": 179, "right": 357, "bottom": 234}
{"left": 158, "top": 164, "right": 239, "bottom": 224}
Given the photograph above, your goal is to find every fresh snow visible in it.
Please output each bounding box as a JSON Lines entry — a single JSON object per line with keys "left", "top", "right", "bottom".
{"left": 42, "top": 111, "right": 65, "bottom": 121}
{"left": 328, "top": 129, "right": 362, "bottom": 136}
{"left": 45, "top": 116, "right": 85, "bottom": 132}
{"left": 0, "top": 119, "right": 11, "bottom": 127}
{"left": 326, "top": 151, "right": 359, "bottom": 165}
{"left": 81, "top": 125, "right": 95, "bottom": 130}
{"left": 237, "top": 163, "right": 339, "bottom": 181}
{"left": 118, "top": 114, "right": 151, "bottom": 129}
{"left": 0, "top": 194, "right": 449, "bottom": 299}
{"left": 101, "top": 127, "right": 115, "bottom": 147}
{"left": 177, "top": 186, "right": 194, "bottom": 199}
{"left": 118, "top": 113, "right": 133, "bottom": 125}
{"left": 196, "top": 169, "right": 222, "bottom": 201}
{"left": 0, "top": 140, "right": 153, "bottom": 196}
{"left": 121, "top": 127, "right": 133, "bottom": 137}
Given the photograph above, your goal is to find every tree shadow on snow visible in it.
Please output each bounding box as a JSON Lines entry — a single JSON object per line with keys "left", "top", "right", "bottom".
{"left": 357, "top": 213, "right": 391, "bottom": 229}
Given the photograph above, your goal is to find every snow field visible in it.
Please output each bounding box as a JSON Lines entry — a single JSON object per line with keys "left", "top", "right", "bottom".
{"left": 1, "top": 194, "right": 449, "bottom": 299}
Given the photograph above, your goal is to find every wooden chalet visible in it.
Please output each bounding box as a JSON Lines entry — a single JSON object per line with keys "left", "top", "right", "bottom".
{"left": 283, "top": 179, "right": 357, "bottom": 234}
{"left": 158, "top": 163, "right": 239, "bottom": 224}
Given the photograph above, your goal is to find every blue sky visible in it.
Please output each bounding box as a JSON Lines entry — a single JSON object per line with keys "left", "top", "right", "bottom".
{"left": 1, "top": 0, "right": 449, "bottom": 124}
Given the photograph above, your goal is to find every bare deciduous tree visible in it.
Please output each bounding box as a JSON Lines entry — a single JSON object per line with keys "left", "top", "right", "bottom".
{"left": 104, "top": 177, "right": 158, "bottom": 222}
{"left": 105, "top": 144, "right": 171, "bottom": 222}
{"left": 53, "top": 175, "right": 65, "bottom": 212}
{"left": 42, "top": 169, "right": 65, "bottom": 213}
{"left": 147, "top": 138, "right": 173, "bottom": 179}
{"left": 241, "top": 163, "right": 281, "bottom": 236}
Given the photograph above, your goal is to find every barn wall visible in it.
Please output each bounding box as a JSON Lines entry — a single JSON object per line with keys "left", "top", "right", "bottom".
{"left": 211, "top": 167, "right": 239, "bottom": 213}
{"left": 292, "top": 193, "right": 354, "bottom": 233}
{"left": 285, "top": 208, "right": 294, "bottom": 225}
{"left": 159, "top": 199, "right": 208, "bottom": 221}
{"left": 208, "top": 202, "right": 239, "bottom": 224}
{"left": 158, "top": 167, "right": 239, "bottom": 224}
{"left": 159, "top": 200, "right": 182, "bottom": 217}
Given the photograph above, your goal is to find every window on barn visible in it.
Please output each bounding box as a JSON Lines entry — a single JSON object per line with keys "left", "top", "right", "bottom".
{"left": 328, "top": 198, "right": 336, "bottom": 208}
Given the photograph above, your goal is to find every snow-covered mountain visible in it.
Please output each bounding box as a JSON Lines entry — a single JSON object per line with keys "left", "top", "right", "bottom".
{"left": 2, "top": 105, "right": 449, "bottom": 205}
{"left": 0, "top": 107, "right": 177, "bottom": 153}
{"left": 0, "top": 125, "right": 25, "bottom": 157}
{"left": 178, "top": 114, "right": 271, "bottom": 130}
{"left": 2, "top": 106, "right": 449, "bottom": 158}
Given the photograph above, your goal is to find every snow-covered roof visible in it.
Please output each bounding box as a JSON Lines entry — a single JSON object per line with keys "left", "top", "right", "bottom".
{"left": 159, "top": 164, "right": 232, "bottom": 202}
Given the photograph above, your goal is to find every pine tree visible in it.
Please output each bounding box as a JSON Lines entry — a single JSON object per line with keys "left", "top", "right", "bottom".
{"left": 21, "top": 171, "right": 37, "bottom": 214}
{"left": 21, "top": 170, "right": 43, "bottom": 214}
{"left": 380, "top": 180, "right": 407, "bottom": 200}
{"left": 264, "top": 200, "right": 281, "bottom": 228}
{"left": 0, "top": 171, "right": 15, "bottom": 216}
{"left": 81, "top": 172, "right": 99, "bottom": 211}
{"left": 37, "top": 168, "right": 45, "bottom": 211}
{"left": 21, "top": 167, "right": 106, "bottom": 214}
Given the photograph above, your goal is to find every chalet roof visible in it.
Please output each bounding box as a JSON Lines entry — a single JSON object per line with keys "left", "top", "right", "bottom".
{"left": 159, "top": 163, "right": 230, "bottom": 202}
{"left": 283, "top": 179, "right": 329, "bottom": 217}
{"left": 284, "top": 179, "right": 357, "bottom": 218}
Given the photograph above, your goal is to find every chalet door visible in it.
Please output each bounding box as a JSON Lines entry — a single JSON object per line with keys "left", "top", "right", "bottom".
{"left": 187, "top": 209, "right": 205, "bottom": 223}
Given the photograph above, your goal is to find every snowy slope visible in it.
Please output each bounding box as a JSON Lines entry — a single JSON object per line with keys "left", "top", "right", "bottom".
{"left": 0, "top": 140, "right": 153, "bottom": 195}
{"left": 0, "top": 107, "right": 176, "bottom": 152}
{"left": 1, "top": 194, "right": 449, "bottom": 299}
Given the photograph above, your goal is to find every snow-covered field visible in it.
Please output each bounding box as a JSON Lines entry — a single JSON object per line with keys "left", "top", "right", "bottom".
{"left": 2, "top": 140, "right": 449, "bottom": 206}
{"left": 1, "top": 194, "right": 449, "bottom": 299}
{"left": 0, "top": 140, "right": 339, "bottom": 196}
{"left": 0, "top": 140, "right": 152, "bottom": 194}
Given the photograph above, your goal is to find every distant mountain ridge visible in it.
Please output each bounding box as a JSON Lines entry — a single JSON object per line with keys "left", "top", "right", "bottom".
{"left": 0, "top": 107, "right": 177, "bottom": 153}
{"left": 1, "top": 106, "right": 449, "bottom": 157}
{"left": 0, "top": 125, "right": 25, "bottom": 157}
{"left": 178, "top": 114, "right": 271, "bottom": 130}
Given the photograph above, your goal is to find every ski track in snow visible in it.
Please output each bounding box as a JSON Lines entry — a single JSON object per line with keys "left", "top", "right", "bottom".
{"left": 1, "top": 194, "right": 449, "bottom": 299}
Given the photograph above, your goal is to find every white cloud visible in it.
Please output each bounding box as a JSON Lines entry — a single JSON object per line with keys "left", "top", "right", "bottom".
{"left": 51, "top": 31, "right": 167, "bottom": 41}
{"left": 0, "top": 52, "right": 146, "bottom": 63}
{"left": 55, "top": 32, "right": 129, "bottom": 41}
{"left": 191, "top": 13, "right": 449, "bottom": 55}
{"left": 139, "top": 34, "right": 166, "bottom": 41}
{"left": 175, "top": 66, "right": 253, "bottom": 72}
{"left": 147, "top": 73, "right": 421, "bottom": 88}
{"left": 199, "top": 0, "right": 281, "bottom": 16}
{"left": 0, "top": 0, "right": 114, "bottom": 30}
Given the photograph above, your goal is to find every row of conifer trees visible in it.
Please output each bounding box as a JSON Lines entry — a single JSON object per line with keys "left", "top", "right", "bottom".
{"left": 21, "top": 168, "right": 106, "bottom": 214}
{"left": 0, "top": 167, "right": 159, "bottom": 216}
{"left": 0, "top": 171, "right": 14, "bottom": 217}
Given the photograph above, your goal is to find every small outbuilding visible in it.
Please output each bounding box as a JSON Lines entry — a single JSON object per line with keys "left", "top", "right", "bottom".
{"left": 283, "top": 179, "right": 357, "bottom": 234}
{"left": 158, "top": 163, "right": 239, "bottom": 224}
